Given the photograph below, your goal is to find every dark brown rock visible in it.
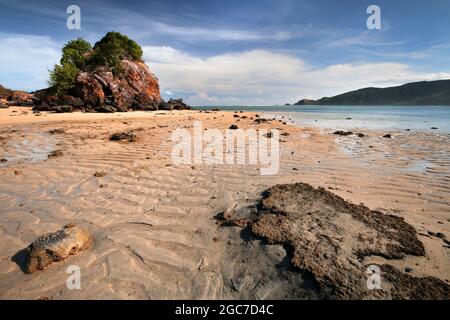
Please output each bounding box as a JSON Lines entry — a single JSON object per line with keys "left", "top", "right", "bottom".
{"left": 110, "top": 131, "right": 137, "bottom": 142}
{"left": 333, "top": 130, "right": 353, "bottom": 136}
{"left": 8, "top": 91, "right": 34, "bottom": 106}
{"left": 26, "top": 224, "right": 92, "bottom": 273}
{"left": 232, "top": 182, "right": 450, "bottom": 299}
{"left": 61, "top": 95, "right": 84, "bottom": 107}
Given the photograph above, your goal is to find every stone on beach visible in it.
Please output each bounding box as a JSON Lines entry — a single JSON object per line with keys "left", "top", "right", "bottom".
{"left": 333, "top": 130, "right": 353, "bottom": 136}
{"left": 26, "top": 224, "right": 93, "bottom": 273}
{"left": 109, "top": 131, "right": 137, "bottom": 142}
{"left": 48, "top": 150, "right": 64, "bottom": 158}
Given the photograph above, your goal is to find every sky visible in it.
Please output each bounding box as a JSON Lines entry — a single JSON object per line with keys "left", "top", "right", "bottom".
{"left": 1, "top": 0, "right": 450, "bottom": 105}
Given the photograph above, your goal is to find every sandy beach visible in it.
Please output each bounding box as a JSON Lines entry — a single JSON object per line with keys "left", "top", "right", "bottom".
{"left": 0, "top": 106, "right": 449, "bottom": 299}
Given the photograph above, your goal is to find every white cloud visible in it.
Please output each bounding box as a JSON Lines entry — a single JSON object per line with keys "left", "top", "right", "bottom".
{"left": 0, "top": 33, "right": 60, "bottom": 91}
{"left": 150, "top": 22, "right": 302, "bottom": 42}
{"left": 144, "top": 46, "right": 450, "bottom": 105}
{"left": 1, "top": 33, "right": 449, "bottom": 104}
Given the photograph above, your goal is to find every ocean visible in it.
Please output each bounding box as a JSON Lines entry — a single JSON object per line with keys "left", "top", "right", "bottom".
{"left": 193, "top": 105, "right": 450, "bottom": 133}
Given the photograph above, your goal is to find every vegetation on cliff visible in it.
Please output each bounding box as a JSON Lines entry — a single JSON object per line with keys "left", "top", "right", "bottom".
{"left": 49, "top": 32, "right": 143, "bottom": 96}
{"left": 91, "top": 32, "right": 143, "bottom": 74}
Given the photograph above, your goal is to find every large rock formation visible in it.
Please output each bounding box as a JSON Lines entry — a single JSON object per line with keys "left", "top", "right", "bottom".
{"left": 33, "top": 59, "right": 190, "bottom": 113}
{"left": 74, "top": 59, "right": 162, "bottom": 112}
{"left": 32, "top": 32, "right": 191, "bottom": 112}
{"left": 222, "top": 182, "right": 450, "bottom": 299}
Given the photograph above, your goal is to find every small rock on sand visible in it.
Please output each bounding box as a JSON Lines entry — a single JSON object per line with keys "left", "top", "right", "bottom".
{"left": 26, "top": 224, "right": 92, "bottom": 273}
{"left": 94, "top": 171, "right": 107, "bottom": 177}
{"left": 383, "top": 134, "right": 392, "bottom": 138}
{"left": 48, "top": 150, "right": 64, "bottom": 158}
{"left": 110, "top": 131, "right": 137, "bottom": 142}
{"left": 48, "top": 128, "right": 65, "bottom": 134}
{"left": 333, "top": 131, "right": 353, "bottom": 136}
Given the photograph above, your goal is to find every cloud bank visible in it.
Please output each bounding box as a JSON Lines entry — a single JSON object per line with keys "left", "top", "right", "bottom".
{"left": 143, "top": 46, "right": 450, "bottom": 105}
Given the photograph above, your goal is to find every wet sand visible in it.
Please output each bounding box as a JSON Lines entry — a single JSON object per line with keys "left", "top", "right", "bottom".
{"left": 0, "top": 106, "right": 449, "bottom": 299}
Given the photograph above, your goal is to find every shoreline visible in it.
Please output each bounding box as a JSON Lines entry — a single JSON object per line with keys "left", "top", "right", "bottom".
{"left": 0, "top": 107, "right": 449, "bottom": 299}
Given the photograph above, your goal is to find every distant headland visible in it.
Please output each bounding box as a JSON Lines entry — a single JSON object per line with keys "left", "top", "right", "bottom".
{"left": 295, "top": 79, "right": 450, "bottom": 106}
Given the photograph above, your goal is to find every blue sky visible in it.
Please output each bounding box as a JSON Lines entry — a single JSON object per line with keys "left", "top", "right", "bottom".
{"left": 1, "top": 0, "right": 450, "bottom": 105}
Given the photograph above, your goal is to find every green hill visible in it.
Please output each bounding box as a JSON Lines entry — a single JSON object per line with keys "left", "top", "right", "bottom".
{"left": 295, "top": 80, "right": 450, "bottom": 106}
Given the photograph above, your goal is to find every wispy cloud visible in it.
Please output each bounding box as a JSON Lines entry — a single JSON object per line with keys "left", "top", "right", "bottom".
{"left": 0, "top": 33, "right": 60, "bottom": 91}
{"left": 149, "top": 22, "right": 303, "bottom": 42}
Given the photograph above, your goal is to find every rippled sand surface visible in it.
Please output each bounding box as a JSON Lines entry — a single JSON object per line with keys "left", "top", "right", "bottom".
{"left": 0, "top": 107, "right": 448, "bottom": 299}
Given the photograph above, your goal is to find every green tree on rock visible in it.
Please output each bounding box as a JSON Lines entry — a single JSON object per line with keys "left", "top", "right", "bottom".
{"left": 91, "top": 32, "right": 143, "bottom": 74}
{"left": 48, "top": 32, "right": 144, "bottom": 95}
{"left": 49, "top": 38, "right": 92, "bottom": 96}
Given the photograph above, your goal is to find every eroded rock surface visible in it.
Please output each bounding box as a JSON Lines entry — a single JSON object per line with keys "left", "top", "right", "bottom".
{"left": 32, "top": 59, "right": 191, "bottom": 113}
{"left": 8, "top": 91, "right": 34, "bottom": 106}
{"left": 26, "top": 224, "right": 92, "bottom": 273}
{"left": 238, "top": 183, "right": 450, "bottom": 299}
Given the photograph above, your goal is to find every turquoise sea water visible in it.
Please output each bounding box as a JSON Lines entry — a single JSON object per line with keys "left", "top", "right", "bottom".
{"left": 194, "top": 105, "right": 450, "bottom": 132}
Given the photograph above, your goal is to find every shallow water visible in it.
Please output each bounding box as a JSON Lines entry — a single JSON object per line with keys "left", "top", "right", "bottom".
{"left": 194, "top": 105, "right": 450, "bottom": 132}
{"left": 0, "top": 131, "right": 56, "bottom": 166}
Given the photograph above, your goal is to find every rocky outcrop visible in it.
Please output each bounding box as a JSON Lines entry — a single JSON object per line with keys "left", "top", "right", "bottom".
{"left": 225, "top": 182, "right": 450, "bottom": 299}
{"left": 26, "top": 224, "right": 92, "bottom": 273}
{"left": 8, "top": 91, "right": 34, "bottom": 106}
{"left": 0, "top": 86, "right": 35, "bottom": 106}
{"left": 159, "top": 98, "right": 191, "bottom": 111}
{"left": 33, "top": 59, "right": 190, "bottom": 113}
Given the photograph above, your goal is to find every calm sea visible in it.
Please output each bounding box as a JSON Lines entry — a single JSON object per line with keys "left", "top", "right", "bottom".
{"left": 193, "top": 105, "right": 450, "bottom": 132}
